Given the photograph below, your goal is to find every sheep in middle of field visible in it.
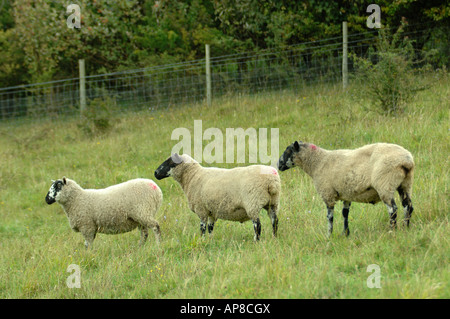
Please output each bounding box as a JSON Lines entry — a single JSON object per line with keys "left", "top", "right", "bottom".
{"left": 278, "top": 141, "right": 414, "bottom": 236}
{"left": 45, "top": 177, "right": 163, "bottom": 248}
{"left": 154, "top": 153, "right": 281, "bottom": 241}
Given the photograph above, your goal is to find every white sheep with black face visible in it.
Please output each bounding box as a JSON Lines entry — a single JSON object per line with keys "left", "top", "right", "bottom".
{"left": 45, "top": 177, "right": 163, "bottom": 248}
{"left": 154, "top": 154, "right": 281, "bottom": 241}
{"left": 278, "top": 141, "right": 414, "bottom": 236}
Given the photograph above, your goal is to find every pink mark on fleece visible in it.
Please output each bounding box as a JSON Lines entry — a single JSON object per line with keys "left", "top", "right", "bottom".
{"left": 272, "top": 168, "right": 278, "bottom": 175}
{"left": 149, "top": 182, "right": 157, "bottom": 190}
{"left": 310, "top": 144, "right": 317, "bottom": 150}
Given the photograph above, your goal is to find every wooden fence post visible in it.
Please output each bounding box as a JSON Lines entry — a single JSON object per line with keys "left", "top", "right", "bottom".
{"left": 342, "top": 21, "right": 348, "bottom": 90}
{"left": 79, "top": 59, "right": 86, "bottom": 116}
{"left": 205, "top": 44, "right": 212, "bottom": 107}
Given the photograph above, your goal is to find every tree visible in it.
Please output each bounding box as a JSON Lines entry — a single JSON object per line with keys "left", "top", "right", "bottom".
{"left": 0, "top": 0, "right": 447, "bottom": 87}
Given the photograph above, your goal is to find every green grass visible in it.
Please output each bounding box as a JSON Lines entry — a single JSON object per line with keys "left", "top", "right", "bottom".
{"left": 0, "top": 74, "right": 448, "bottom": 298}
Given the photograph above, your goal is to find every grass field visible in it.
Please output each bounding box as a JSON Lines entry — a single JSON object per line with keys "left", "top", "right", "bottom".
{"left": 0, "top": 74, "right": 448, "bottom": 299}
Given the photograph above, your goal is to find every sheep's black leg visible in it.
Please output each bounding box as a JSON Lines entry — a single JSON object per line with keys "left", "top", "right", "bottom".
{"left": 206, "top": 216, "right": 215, "bottom": 234}
{"left": 327, "top": 206, "right": 334, "bottom": 236}
{"left": 342, "top": 201, "right": 351, "bottom": 236}
{"left": 398, "top": 187, "right": 414, "bottom": 227}
{"left": 404, "top": 197, "right": 414, "bottom": 228}
{"left": 200, "top": 221, "right": 206, "bottom": 236}
{"left": 139, "top": 226, "right": 149, "bottom": 245}
{"left": 153, "top": 224, "right": 161, "bottom": 243}
{"left": 83, "top": 232, "right": 96, "bottom": 250}
{"left": 269, "top": 208, "right": 279, "bottom": 237}
{"left": 253, "top": 218, "right": 261, "bottom": 241}
{"left": 207, "top": 222, "right": 215, "bottom": 234}
{"left": 385, "top": 199, "right": 398, "bottom": 229}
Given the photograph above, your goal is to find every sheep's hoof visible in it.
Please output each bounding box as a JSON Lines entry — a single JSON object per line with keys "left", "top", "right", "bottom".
{"left": 342, "top": 230, "right": 350, "bottom": 237}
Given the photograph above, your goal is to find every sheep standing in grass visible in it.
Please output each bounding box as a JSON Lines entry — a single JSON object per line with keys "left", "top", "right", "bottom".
{"left": 45, "top": 177, "right": 162, "bottom": 248}
{"left": 278, "top": 141, "right": 414, "bottom": 236}
{"left": 154, "top": 153, "right": 281, "bottom": 241}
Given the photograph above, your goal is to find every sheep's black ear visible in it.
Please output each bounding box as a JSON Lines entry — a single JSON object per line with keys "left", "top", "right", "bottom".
{"left": 62, "top": 177, "right": 67, "bottom": 185}
{"left": 294, "top": 141, "right": 300, "bottom": 152}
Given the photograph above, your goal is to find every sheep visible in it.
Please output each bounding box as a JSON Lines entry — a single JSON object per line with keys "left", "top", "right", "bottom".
{"left": 154, "top": 153, "right": 281, "bottom": 241}
{"left": 45, "top": 177, "right": 162, "bottom": 248}
{"left": 278, "top": 141, "right": 414, "bottom": 236}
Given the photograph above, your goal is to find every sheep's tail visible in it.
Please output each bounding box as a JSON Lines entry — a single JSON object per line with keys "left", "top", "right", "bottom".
{"left": 268, "top": 182, "right": 279, "bottom": 196}
{"left": 399, "top": 155, "right": 415, "bottom": 193}
{"left": 400, "top": 154, "right": 414, "bottom": 175}
{"left": 267, "top": 179, "right": 281, "bottom": 209}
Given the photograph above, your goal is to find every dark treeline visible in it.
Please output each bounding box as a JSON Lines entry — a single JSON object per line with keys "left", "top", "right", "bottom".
{"left": 0, "top": 0, "right": 448, "bottom": 88}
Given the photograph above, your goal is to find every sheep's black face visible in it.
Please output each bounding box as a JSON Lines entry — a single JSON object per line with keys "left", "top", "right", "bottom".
{"left": 154, "top": 154, "right": 183, "bottom": 180}
{"left": 278, "top": 141, "right": 301, "bottom": 171}
{"left": 45, "top": 178, "right": 66, "bottom": 204}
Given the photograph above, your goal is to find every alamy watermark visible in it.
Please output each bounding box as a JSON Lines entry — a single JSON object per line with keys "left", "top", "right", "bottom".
{"left": 66, "top": 264, "right": 81, "bottom": 288}
{"left": 366, "top": 4, "right": 381, "bottom": 29}
{"left": 66, "top": 4, "right": 81, "bottom": 29}
{"left": 171, "top": 120, "right": 279, "bottom": 168}
{"left": 366, "top": 264, "right": 381, "bottom": 288}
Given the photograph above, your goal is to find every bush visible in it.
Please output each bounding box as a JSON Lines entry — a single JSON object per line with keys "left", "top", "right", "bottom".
{"left": 351, "top": 24, "right": 430, "bottom": 114}
{"left": 78, "top": 96, "right": 118, "bottom": 136}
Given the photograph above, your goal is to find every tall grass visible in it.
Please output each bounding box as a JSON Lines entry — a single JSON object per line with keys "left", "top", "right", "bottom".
{"left": 0, "top": 73, "right": 448, "bottom": 298}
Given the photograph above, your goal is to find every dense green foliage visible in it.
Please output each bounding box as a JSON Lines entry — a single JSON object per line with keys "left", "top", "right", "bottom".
{"left": 0, "top": 0, "right": 448, "bottom": 87}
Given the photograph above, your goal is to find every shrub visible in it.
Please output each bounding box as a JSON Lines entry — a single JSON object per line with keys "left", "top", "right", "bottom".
{"left": 351, "top": 24, "right": 430, "bottom": 114}
{"left": 78, "top": 96, "right": 118, "bottom": 136}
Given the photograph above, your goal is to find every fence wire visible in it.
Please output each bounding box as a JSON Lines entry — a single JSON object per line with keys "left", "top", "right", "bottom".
{"left": 0, "top": 25, "right": 446, "bottom": 122}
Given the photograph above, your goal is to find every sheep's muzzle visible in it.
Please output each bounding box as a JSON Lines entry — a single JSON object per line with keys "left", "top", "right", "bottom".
{"left": 45, "top": 193, "right": 56, "bottom": 204}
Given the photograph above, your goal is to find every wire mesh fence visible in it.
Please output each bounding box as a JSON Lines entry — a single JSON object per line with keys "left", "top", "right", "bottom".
{"left": 0, "top": 24, "right": 446, "bottom": 123}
